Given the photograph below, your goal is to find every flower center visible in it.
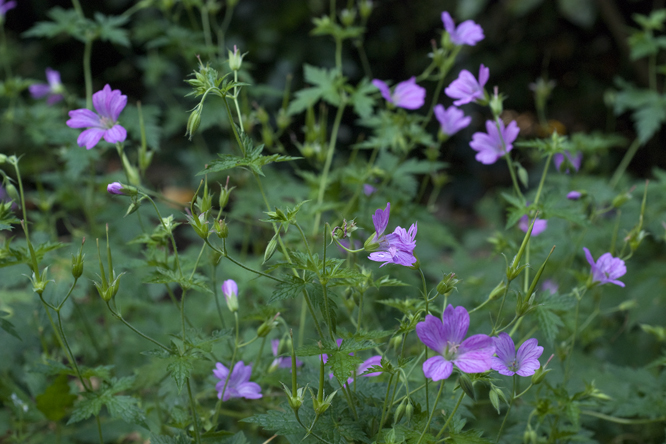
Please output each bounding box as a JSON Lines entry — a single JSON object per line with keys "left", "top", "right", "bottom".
{"left": 99, "top": 116, "right": 115, "bottom": 129}
{"left": 443, "top": 341, "right": 460, "bottom": 360}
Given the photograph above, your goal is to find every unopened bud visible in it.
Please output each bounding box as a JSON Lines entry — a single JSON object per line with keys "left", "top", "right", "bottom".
{"left": 257, "top": 313, "right": 280, "bottom": 337}
{"left": 458, "top": 374, "right": 476, "bottom": 401}
{"left": 214, "top": 219, "right": 228, "bottom": 238}
{"left": 186, "top": 106, "right": 202, "bottom": 140}
{"left": 0, "top": 154, "right": 6, "bottom": 163}
{"left": 393, "top": 399, "right": 406, "bottom": 425}
{"left": 228, "top": 45, "right": 244, "bottom": 71}
{"left": 489, "top": 87, "right": 504, "bottom": 118}
{"left": 612, "top": 191, "right": 632, "bottom": 209}
{"left": 107, "top": 182, "right": 138, "bottom": 197}
{"left": 488, "top": 280, "right": 507, "bottom": 301}
{"left": 359, "top": 0, "right": 373, "bottom": 19}
{"left": 436, "top": 272, "right": 460, "bottom": 295}
{"left": 71, "top": 238, "right": 85, "bottom": 279}
{"left": 340, "top": 8, "right": 356, "bottom": 27}
{"left": 5, "top": 183, "right": 19, "bottom": 203}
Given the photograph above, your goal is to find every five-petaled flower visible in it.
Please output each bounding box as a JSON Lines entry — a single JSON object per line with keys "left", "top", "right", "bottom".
{"left": 269, "top": 339, "right": 303, "bottom": 371}
{"left": 66, "top": 84, "right": 127, "bottom": 150}
{"left": 369, "top": 223, "right": 418, "bottom": 267}
{"left": 30, "top": 68, "right": 64, "bottom": 105}
{"left": 416, "top": 305, "right": 495, "bottom": 381}
{"left": 554, "top": 151, "right": 582, "bottom": 173}
{"left": 441, "top": 12, "right": 484, "bottom": 46}
{"left": 445, "top": 64, "right": 489, "bottom": 106}
{"left": 372, "top": 77, "right": 426, "bottom": 110}
{"left": 583, "top": 247, "right": 626, "bottom": 287}
{"left": 434, "top": 104, "right": 471, "bottom": 137}
{"left": 491, "top": 332, "right": 543, "bottom": 377}
{"left": 213, "top": 361, "right": 262, "bottom": 401}
{"left": 469, "top": 119, "right": 520, "bottom": 165}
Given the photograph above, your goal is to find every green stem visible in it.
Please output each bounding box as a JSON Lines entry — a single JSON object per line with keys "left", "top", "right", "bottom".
{"left": 580, "top": 410, "right": 666, "bottom": 425}
{"left": 335, "top": 36, "right": 343, "bottom": 75}
{"left": 106, "top": 304, "right": 171, "bottom": 352}
{"left": 205, "top": 239, "right": 285, "bottom": 283}
{"left": 312, "top": 99, "right": 347, "bottom": 236}
{"left": 495, "top": 376, "right": 515, "bottom": 443}
{"left": 212, "top": 312, "right": 240, "bottom": 427}
{"left": 95, "top": 415, "right": 104, "bottom": 444}
{"left": 71, "top": 0, "right": 84, "bottom": 17}
{"left": 503, "top": 152, "right": 522, "bottom": 197}
{"left": 200, "top": 5, "right": 213, "bottom": 50}
{"left": 609, "top": 137, "right": 641, "bottom": 189}
{"left": 83, "top": 39, "right": 93, "bottom": 110}
{"left": 491, "top": 282, "right": 511, "bottom": 335}
{"left": 435, "top": 390, "right": 465, "bottom": 439}
{"left": 419, "top": 268, "right": 430, "bottom": 411}
{"left": 0, "top": 23, "right": 12, "bottom": 79}
{"left": 416, "top": 382, "right": 445, "bottom": 444}
{"left": 187, "top": 379, "right": 202, "bottom": 444}
{"left": 564, "top": 297, "right": 580, "bottom": 383}
{"left": 377, "top": 373, "right": 395, "bottom": 431}
{"left": 143, "top": 194, "right": 182, "bottom": 276}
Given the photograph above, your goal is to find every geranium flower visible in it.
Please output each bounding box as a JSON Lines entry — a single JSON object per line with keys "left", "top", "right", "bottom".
{"left": 445, "top": 64, "right": 489, "bottom": 106}
{"left": 469, "top": 119, "right": 520, "bottom": 164}
{"left": 222, "top": 279, "right": 239, "bottom": 312}
{"left": 434, "top": 104, "right": 471, "bottom": 136}
{"left": 66, "top": 84, "right": 127, "bottom": 149}
{"left": 567, "top": 191, "right": 582, "bottom": 200}
{"left": 441, "top": 12, "right": 484, "bottom": 46}
{"left": 0, "top": 0, "right": 16, "bottom": 18}
{"left": 491, "top": 333, "right": 543, "bottom": 377}
{"left": 416, "top": 305, "right": 495, "bottom": 381}
{"left": 29, "top": 68, "right": 64, "bottom": 105}
{"left": 363, "top": 184, "right": 376, "bottom": 196}
{"left": 518, "top": 214, "right": 547, "bottom": 236}
{"left": 372, "top": 77, "right": 425, "bottom": 110}
{"left": 583, "top": 247, "right": 626, "bottom": 287}
{"left": 368, "top": 223, "right": 418, "bottom": 267}
{"left": 368, "top": 202, "right": 390, "bottom": 249}
{"left": 213, "top": 361, "right": 262, "bottom": 401}
{"left": 554, "top": 151, "right": 582, "bottom": 173}
{"left": 269, "top": 339, "right": 303, "bottom": 371}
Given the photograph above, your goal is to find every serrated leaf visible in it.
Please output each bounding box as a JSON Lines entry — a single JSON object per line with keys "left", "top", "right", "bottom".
{"left": 241, "top": 408, "right": 302, "bottom": 434}
{"left": 105, "top": 395, "right": 148, "bottom": 428}
{"left": 35, "top": 374, "right": 77, "bottom": 421}
{"left": 535, "top": 305, "right": 564, "bottom": 346}
{"left": 167, "top": 356, "right": 193, "bottom": 391}
{"left": 22, "top": 7, "right": 91, "bottom": 43}
{"left": 328, "top": 351, "right": 361, "bottom": 384}
{"left": 93, "top": 12, "right": 130, "bottom": 46}
{"left": 448, "top": 429, "right": 493, "bottom": 444}
{"left": 67, "top": 394, "right": 104, "bottom": 425}
{"left": 350, "top": 78, "right": 376, "bottom": 118}
{"left": 564, "top": 401, "right": 581, "bottom": 428}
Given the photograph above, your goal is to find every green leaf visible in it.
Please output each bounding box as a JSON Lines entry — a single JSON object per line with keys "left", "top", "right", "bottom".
{"left": 149, "top": 434, "right": 192, "bottom": 444}
{"left": 535, "top": 305, "right": 564, "bottom": 346}
{"left": 67, "top": 394, "right": 104, "bottom": 425}
{"left": 22, "top": 7, "right": 91, "bottom": 43}
{"left": 287, "top": 64, "right": 343, "bottom": 115}
{"left": 93, "top": 13, "right": 130, "bottom": 46}
{"left": 0, "top": 311, "right": 20, "bottom": 340}
{"left": 167, "top": 356, "right": 194, "bottom": 391}
{"left": 350, "top": 78, "right": 376, "bottom": 118}
{"left": 105, "top": 395, "right": 149, "bottom": 429}
{"left": 564, "top": 401, "right": 581, "bottom": 428}
{"left": 328, "top": 351, "right": 361, "bottom": 383}
{"left": 35, "top": 374, "right": 77, "bottom": 421}
{"left": 448, "top": 429, "right": 493, "bottom": 444}
{"left": 241, "top": 408, "right": 302, "bottom": 435}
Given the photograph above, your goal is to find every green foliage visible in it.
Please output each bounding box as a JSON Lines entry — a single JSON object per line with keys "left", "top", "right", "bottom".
{"left": 68, "top": 377, "right": 147, "bottom": 428}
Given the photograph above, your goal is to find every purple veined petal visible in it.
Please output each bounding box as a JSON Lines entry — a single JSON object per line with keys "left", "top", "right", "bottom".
{"left": 235, "top": 382, "right": 263, "bottom": 399}
{"left": 229, "top": 361, "right": 250, "bottom": 386}
{"left": 416, "top": 314, "right": 449, "bottom": 354}
{"left": 441, "top": 305, "right": 470, "bottom": 345}
{"left": 372, "top": 79, "right": 393, "bottom": 103}
{"left": 368, "top": 250, "right": 394, "bottom": 267}
{"left": 213, "top": 362, "right": 229, "bottom": 380}
{"left": 372, "top": 203, "right": 390, "bottom": 237}
{"left": 92, "top": 85, "right": 113, "bottom": 118}
{"left": 502, "top": 120, "right": 520, "bottom": 149}
{"left": 67, "top": 108, "right": 102, "bottom": 128}
{"left": 358, "top": 355, "right": 383, "bottom": 377}
{"left": 454, "top": 20, "right": 484, "bottom": 46}
{"left": 491, "top": 356, "right": 515, "bottom": 376}
{"left": 445, "top": 69, "right": 483, "bottom": 106}
{"left": 77, "top": 128, "right": 106, "bottom": 150}
{"left": 103, "top": 124, "right": 127, "bottom": 144}
{"left": 454, "top": 350, "right": 493, "bottom": 374}
{"left": 29, "top": 84, "right": 50, "bottom": 99}
{"left": 459, "top": 333, "right": 494, "bottom": 356}
{"left": 567, "top": 191, "right": 582, "bottom": 200}
{"left": 435, "top": 104, "right": 471, "bottom": 136}
{"left": 389, "top": 249, "right": 416, "bottom": 267}
{"left": 441, "top": 11, "right": 456, "bottom": 35}
{"left": 519, "top": 215, "right": 547, "bottom": 236}
{"left": 392, "top": 77, "right": 425, "bottom": 110}
{"left": 108, "top": 89, "right": 128, "bottom": 122}
{"left": 107, "top": 182, "right": 123, "bottom": 195}
{"left": 470, "top": 134, "right": 502, "bottom": 164}
{"left": 422, "top": 355, "right": 453, "bottom": 381}
{"left": 516, "top": 338, "right": 544, "bottom": 363}
{"left": 607, "top": 279, "right": 625, "bottom": 287}
{"left": 492, "top": 333, "right": 516, "bottom": 364}
{"left": 515, "top": 360, "right": 540, "bottom": 377}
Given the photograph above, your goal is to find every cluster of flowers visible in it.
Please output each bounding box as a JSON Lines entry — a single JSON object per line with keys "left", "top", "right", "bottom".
{"left": 365, "top": 203, "right": 418, "bottom": 268}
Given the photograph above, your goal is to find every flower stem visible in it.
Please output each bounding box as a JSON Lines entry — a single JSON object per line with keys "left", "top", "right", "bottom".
{"left": 83, "top": 38, "right": 93, "bottom": 110}
{"left": 495, "top": 375, "right": 515, "bottom": 443}
{"left": 416, "top": 381, "right": 445, "bottom": 444}
{"left": 106, "top": 303, "right": 171, "bottom": 352}
{"left": 609, "top": 137, "right": 641, "bottom": 189}
{"left": 187, "top": 378, "right": 202, "bottom": 444}
{"left": 435, "top": 390, "right": 465, "bottom": 439}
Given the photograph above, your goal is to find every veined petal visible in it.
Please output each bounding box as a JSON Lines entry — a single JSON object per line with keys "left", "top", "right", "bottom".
{"left": 393, "top": 77, "right": 425, "bottom": 109}
{"left": 492, "top": 333, "right": 516, "bottom": 364}
{"left": 67, "top": 108, "right": 102, "bottom": 128}
{"left": 108, "top": 90, "right": 128, "bottom": 121}
{"left": 455, "top": 350, "right": 493, "bottom": 373}
{"left": 77, "top": 128, "right": 105, "bottom": 150}
{"left": 103, "top": 124, "right": 127, "bottom": 144}
{"left": 423, "top": 355, "right": 453, "bottom": 381}
{"left": 491, "top": 357, "right": 515, "bottom": 376}
{"left": 372, "top": 79, "right": 393, "bottom": 103}
{"left": 372, "top": 203, "right": 390, "bottom": 237}
{"left": 478, "top": 64, "right": 490, "bottom": 87}
{"left": 441, "top": 11, "right": 456, "bottom": 34}
{"left": 271, "top": 339, "right": 280, "bottom": 357}
{"left": 358, "top": 355, "right": 383, "bottom": 377}
{"left": 236, "top": 382, "right": 263, "bottom": 399}
{"left": 460, "top": 334, "right": 494, "bottom": 355}
{"left": 583, "top": 247, "right": 596, "bottom": 268}
{"left": 416, "top": 314, "right": 448, "bottom": 354}
{"left": 516, "top": 338, "right": 543, "bottom": 364}
{"left": 213, "top": 362, "right": 229, "bottom": 380}
{"left": 368, "top": 251, "right": 394, "bottom": 267}
{"left": 92, "top": 84, "right": 113, "bottom": 118}
{"left": 515, "top": 360, "right": 540, "bottom": 377}
{"left": 441, "top": 305, "right": 469, "bottom": 345}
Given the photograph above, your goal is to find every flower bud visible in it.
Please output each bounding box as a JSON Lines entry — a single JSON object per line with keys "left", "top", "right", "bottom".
{"left": 257, "top": 313, "right": 280, "bottom": 337}
{"left": 488, "top": 280, "right": 507, "bottom": 301}
{"left": 363, "top": 234, "right": 380, "bottom": 252}
{"left": 187, "top": 212, "right": 210, "bottom": 240}
{"left": 359, "top": 0, "right": 373, "bottom": 19}
{"left": 393, "top": 399, "right": 406, "bottom": 425}
{"left": 340, "top": 8, "right": 356, "bottom": 27}
{"left": 71, "top": 238, "right": 85, "bottom": 279}
{"left": 276, "top": 108, "right": 291, "bottom": 130}
{"left": 228, "top": 45, "right": 244, "bottom": 71}
{"left": 218, "top": 177, "right": 235, "bottom": 211}
{"left": 612, "top": 191, "right": 632, "bottom": 209}
{"left": 436, "top": 272, "right": 460, "bottom": 295}
{"left": 281, "top": 383, "right": 305, "bottom": 412}
{"left": 531, "top": 354, "right": 554, "bottom": 385}
{"left": 222, "top": 279, "right": 239, "bottom": 312}
{"left": 458, "top": 374, "right": 476, "bottom": 401}
{"left": 489, "top": 87, "right": 504, "bottom": 118}
{"left": 404, "top": 400, "right": 414, "bottom": 423}
{"left": 5, "top": 183, "right": 19, "bottom": 203}
{"left": 27, "top": 268, "right": 52, "bottom": 296}
{"left": 311, "top": 388, "right": 337, "bottom": 416}
{"left": 214, "top": 219, "right": 228, "bottom": 238}
{"left": 107, "top": 182, "right": 138, "bottom": 196}
{"left": 0, "top": 154, "right": 6, "bottom": 163}
{"left": 389, "top": 335, "right": 402, "bottom": 351}
{"left": 185, "top": 106, "right": 202, "bottom": 140}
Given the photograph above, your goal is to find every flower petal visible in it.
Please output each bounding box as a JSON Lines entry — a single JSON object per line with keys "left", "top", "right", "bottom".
{"left": 416, "top": 314, "right": 448, "bottom": 354}
{"left": 29, "top": 84, "right": 50, "bottom": 99}
{"left": 492, "top": 333, "right": 516, "bottom": 364}
{"left": 372, "top": 203, "right": 390, "bottom": 237}
{"left": 77, "top": 128, "right": 106, "bottom": 150}
{"left": 422, "top": 355, "right": 453, "bottom": 381}
{"left": 441, "top": 305, "right": 469, "bottom": 345}
{"left": 358, "top": 355, "right": 383, "bottom": 377}
{"left": 236, "top": 382, "right": 263, "bottom": 399}
{"left": 491, "top": 357, "right": 515, "bottom": 376}
{"left": 372, "top": 79, "right": 393, "bottom": 104}
{"left": 103, "top": 124, "right": 127, "bottom": 144}
{"left": 67, "top": 108, "right": 102, "bottom": 129}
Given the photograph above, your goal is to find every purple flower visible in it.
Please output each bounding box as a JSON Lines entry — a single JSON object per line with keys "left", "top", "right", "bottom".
{"left": 369, "top": 202, "right": 391, "bottom": 248}
{"left": 363, "top": 184, "right": 376, "bottom": 196}
{"left": 445, "top": 65, "right": 489, "bottom": 106}
{"left": 567, "top": 191, "right": 582, "bottom": 200}
{"left": 30, "top": 68, "right": 64, "bottom": 105}
{"left": 583, "top": 247, "right": 626, "bottom": 287}
{"left": 541, "top": 279, "right": 558, "bottom": 294}
{"left": 107, "top": 182, "right": 123, "bottom": 195}
{"left": 0, "top": 0, "right": 16, "bottom": 17}
{"left": 66, "top": 84, "right": 127, "bottom": 150}
{"left": 491, "top": 333, "right": 543, "bottom": 377}
{"left": 222, "top": 279, "right": 239, "bottom": 312}
{"left": 554, "top": 152, "right": 582, "bottom": 173}
{"left": 441, "top": 12, "right": 484, "bottom": 46}
{"left": 372, "top": 77, "right": 425, "bottom": 110}
{"left": 469, "top": 119, "right": 520, "bottom": 165}
{"left": 357, "top": 355, "right": 383, "bottom": 378}
{"left": 416, "top": 305, "right": 495, "bottom": 381}
{"left": 270, "top": 339, "right": 303, "bottom": 370}
{"left": 368, "top": 223, "right": 418, "bottom": 267}
{"left": 213, "top": 361, "right": 262, "bottom": 401}
{"left": 434, "top": 104, "right": 471, "bottom": 136}
{"left": 518, "top": 214, "right": 547, "bottom": 236}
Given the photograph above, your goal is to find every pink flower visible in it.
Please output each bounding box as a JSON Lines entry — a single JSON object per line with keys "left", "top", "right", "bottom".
{"left": 107, "top": 182, "right": 123, "bottom": 195}
{"left": 66, "top": 84, "right": 127, "bottom": 149}
{"left": 434, "top": 104, "right": 471, "bottom": 136}
{"left": 213, "top": 361, "right": 262, "bottom": 401}
{"left": 491, "top": 333, "right": 543, "bottom": 377}
{"left": 29, "top": 68, "right": 64, "bottom": 105}
{"left": 441, "top": 12, "right": 484, "bottom": 46}
{"left": 583, "top": 247, "right": 626, "bottom": 287}
{"left": 518, "top": 215, "right": 547, "bottom": 236}
{"left": 372, "top": 77, "right": 426, "bottom": 110}
{"left": 445, "top": 65, "right": 489, "bottom": 106}
{"left": 416, "top": 305, "right": 495, "bottom": 381}
{"left": 469, "top": 119, "right": 520, "bottom": 165}
{"left": 567, "top": 191, "right": 582, "bottom": 200}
